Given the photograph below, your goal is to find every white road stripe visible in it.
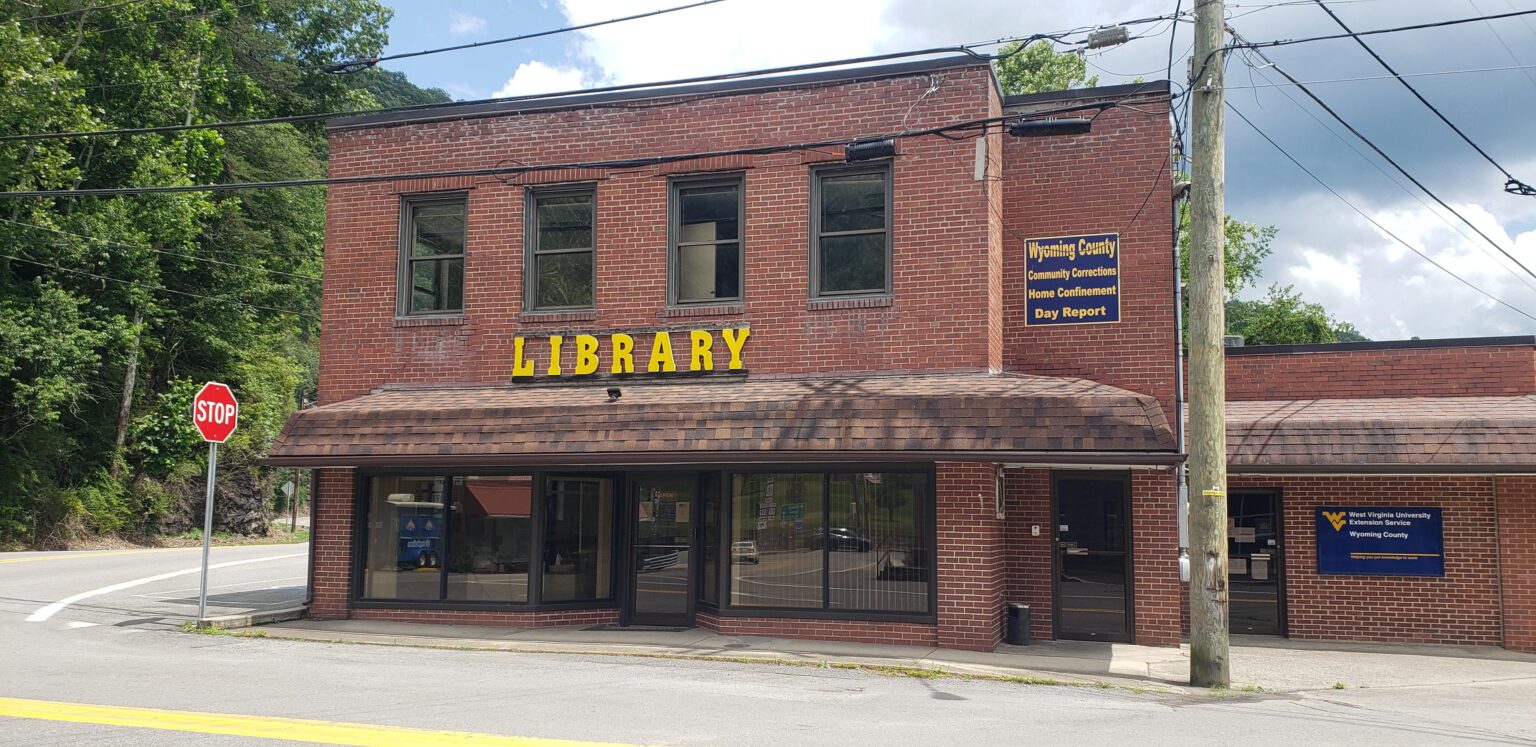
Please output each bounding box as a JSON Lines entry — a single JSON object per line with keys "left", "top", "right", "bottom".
{"left": 25, "top": 553, "right": 304, "bottom": 622}
{"left": 131, "top": 576, "right": 308, "bottom": 598}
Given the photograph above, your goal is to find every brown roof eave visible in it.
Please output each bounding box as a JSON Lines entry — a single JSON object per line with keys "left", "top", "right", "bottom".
{"left": 264, "top": 449, "right": 1185, "bottom": 470}
{"left": 1230, "top": 463, "right": 1536, "bottom": 475}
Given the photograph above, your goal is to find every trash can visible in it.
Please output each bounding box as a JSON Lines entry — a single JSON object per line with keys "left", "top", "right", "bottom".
{"left": 1005, "top": 602, "right": 1030, "bottom": 646}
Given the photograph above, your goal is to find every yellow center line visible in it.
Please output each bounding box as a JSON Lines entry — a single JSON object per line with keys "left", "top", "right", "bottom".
{"left": 0, "top": 697, "right": 637, "bottom": 747}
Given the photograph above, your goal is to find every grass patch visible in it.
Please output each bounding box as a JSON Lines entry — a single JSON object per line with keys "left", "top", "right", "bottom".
{"left": 1333, "top": 681, "right": 1347, "bottom": 690}
{"left": 181, "top": 621, "right": 268, "bottom": 638}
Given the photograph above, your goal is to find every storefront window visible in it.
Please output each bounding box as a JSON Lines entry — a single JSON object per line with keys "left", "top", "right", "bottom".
{"left": 362, "top": 476, "right": 446, "bottom": 600}
{"left": 447, "top": 476, "right": 533, "bottom": 603}
{"left": 827, "top": 473, "right": 929, "bottom": 613}
{"left": 700, "top": 475, "right": 721, "bottom": 606}
{"left": 730, "top": 473, "right": 826, "bottom": 608}
{"left": 542, "top": 477, "right": 614, "bottom": 602}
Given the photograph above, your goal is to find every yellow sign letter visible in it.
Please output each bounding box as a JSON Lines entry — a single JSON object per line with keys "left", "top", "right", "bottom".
{"left": 610, "top": 333, "right": 635, "bottom": 374}
{"left": 689, "top": 330, "right": 714, "bottom": 371}
{"left": 648, "top": 332, "right": 677, "bottom": 373}
{"left": 574, "top": 334, "right": 600, "bottom": 375}
{"left": 721, "top": 328, "right": 751, "bottom": 370}
{"left": 546, "top": 335, "right": 564, "bottom": 376}
{"left": 512, "top": 337, "right": 535, "bottom": 377}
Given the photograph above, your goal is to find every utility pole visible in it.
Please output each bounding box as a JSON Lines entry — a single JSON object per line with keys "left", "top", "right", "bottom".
{"left": 1187, "top": 0, "right": 1230, "bottom": 688}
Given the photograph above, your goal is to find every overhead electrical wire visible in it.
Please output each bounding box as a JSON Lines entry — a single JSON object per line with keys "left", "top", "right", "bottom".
{"left": 1311, "top": 0, "right": 1533, "bottom": 197}
{"left": 1225, "top": 102, "right": 1536, "bottom": 325}
{"left": 0, "top": 99, "right": 1144, "bottom": 198}
{"left": 1220, "top": 63, "right": 1536, "bottom": 89}
{"left": 0, "top": 217, "right": 319, "bottom": 281}
{"left": 15, "top": 0, "right": 150, "bottom": 23}
{"left": 0, "top": 252, "right": 317, "bottom": 319}
{"left": 1224, "top": 26, "right": 1536, "bottom": 284}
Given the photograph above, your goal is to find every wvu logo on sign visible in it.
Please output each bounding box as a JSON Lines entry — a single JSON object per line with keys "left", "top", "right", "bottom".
{"left": 1323, "top": 511, "right": 1348, "bottom": 532}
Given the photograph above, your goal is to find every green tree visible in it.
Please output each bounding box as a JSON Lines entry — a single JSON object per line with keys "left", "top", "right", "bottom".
{"left": 994, "top": 40, "right": 1098, "bottom": 94}
{"left": 1227, "top": 284, "right": 1366, "bottom": 345}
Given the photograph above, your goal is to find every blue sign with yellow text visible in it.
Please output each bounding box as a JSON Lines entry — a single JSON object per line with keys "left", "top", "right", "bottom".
{"left": 1316, "top": 507, "right": 1444, "bottom": 576}
{"left": 1024, "top": 233, "right": 1120, "bottom": 325}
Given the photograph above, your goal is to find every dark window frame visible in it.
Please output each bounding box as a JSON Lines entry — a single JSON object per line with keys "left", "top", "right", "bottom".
{"left": 397, "top": 193, "right": 468, "bottom": 317}
{"left": 809, "top": 162, "right": 893, "bottom": 299}
{"left": 668, "top": 173, "right": 746, "bottom": 305}
{"left": 524, "top": 184, "right": 598, "bottom": 311}
{"left": 719, "top": 464, "right": 936, "bottom": 621}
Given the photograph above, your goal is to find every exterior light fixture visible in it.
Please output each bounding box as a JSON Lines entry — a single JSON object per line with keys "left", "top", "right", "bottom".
{"left": 1006, "top": 117, "right": 1093, "bottom": 138}
{"left": 844, "top": 139, "right": 896, "bottom": 162}
{"left": 606, "top": 387, "right": 622, "bottom": 402}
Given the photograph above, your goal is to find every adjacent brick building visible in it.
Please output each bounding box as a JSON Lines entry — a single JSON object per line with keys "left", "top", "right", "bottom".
{"left": 269, "top": 55, "right": 1536, "bottom": 654}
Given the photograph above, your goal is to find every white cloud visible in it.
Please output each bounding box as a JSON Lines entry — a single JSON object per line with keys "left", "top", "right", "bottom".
{"left": 449, "top": 12, "right": 487, "bottom": 35}
{"left": 1287, "top": 249, "right": 1361, "bottom": 301}
{"left": 493, "top": 61, "right": 587, "bottom": 98}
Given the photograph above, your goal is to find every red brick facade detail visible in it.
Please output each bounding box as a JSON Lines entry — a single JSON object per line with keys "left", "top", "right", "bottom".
{"left": 1222, "top": 344, "right": 1536, "bottom": 401}
{"left": 1002, "top": 97, "right": 1178, "bottom": 423}
{"left": 310, "top": 468, "right": 354, "bottom": 621}
{"left": 1002, "top": 469, "right": 1054, "bottom": 641}
{"left": 1130, "top": 470, "right": 1182, "bottom": 645}
{"left": 350, "top": 607, "right": 619, "bottom": 628}
{"left": 1496, "top": 476, "right": 1536, "bottom": 653}
{"left": 696, "top": 612, "right": 937, "bottom": 647}
{"left": 1229, "top": 475, "right": 1503, "bottom": 646}
{"left": 935, "top": 461, "right": 1006, "bottom": 651}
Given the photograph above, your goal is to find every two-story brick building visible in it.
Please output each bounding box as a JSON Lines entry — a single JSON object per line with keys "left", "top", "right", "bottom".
{"left": 267, "top": 54, "right": 1536, "bottom": 653}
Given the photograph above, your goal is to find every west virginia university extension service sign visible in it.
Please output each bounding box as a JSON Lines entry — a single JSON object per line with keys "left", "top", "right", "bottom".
{"left": 1316, "top": 507, "right": 1444, "bottom": 577}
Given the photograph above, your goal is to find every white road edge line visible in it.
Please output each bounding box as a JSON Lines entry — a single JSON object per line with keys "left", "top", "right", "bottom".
{"left": 25, "top": 553, "right": 304, "bottom": 623}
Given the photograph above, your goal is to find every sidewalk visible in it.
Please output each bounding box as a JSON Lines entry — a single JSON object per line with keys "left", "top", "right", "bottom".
{"left": 254, "top": 617, "right": 1536, "bottom": 693}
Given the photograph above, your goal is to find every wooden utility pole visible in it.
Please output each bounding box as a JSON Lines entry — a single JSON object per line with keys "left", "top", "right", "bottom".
{"left": 1187, "top": 0, "right": 1230, "bottom": 688}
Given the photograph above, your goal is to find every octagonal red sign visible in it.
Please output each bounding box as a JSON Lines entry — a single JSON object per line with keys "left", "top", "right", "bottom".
{"left": 191, "top": 381, "right": 239, "bottom": 443}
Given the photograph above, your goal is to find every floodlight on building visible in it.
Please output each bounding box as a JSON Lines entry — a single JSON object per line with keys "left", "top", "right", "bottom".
{"left": 844, "top": 139, "right": 896, "bottom": 162}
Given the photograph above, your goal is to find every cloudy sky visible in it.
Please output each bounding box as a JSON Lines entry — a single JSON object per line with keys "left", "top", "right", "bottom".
{"left": 377, "top": 0, "right": 1536, "bottom": 341}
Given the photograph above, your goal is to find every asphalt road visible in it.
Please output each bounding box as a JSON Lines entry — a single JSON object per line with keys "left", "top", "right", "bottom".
{"left": 2, "top": 544, "right": 1534, "bottom": 746}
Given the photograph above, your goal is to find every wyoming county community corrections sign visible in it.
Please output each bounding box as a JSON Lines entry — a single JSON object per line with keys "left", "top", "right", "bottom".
{"left": 1024, "top": 233, "right": 1121, "bottom": 325}
{"left": 1316, "top": 507, "right": 1445, "bottom": 577}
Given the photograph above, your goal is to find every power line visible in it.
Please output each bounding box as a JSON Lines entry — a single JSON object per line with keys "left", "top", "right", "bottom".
{"left": 324, "top": 0, "right": 727, "bottom": 73}
{"left": 1312, "top": 0, "right": 1533, "bottom": 197}
{"left": 1226, "top": 101, "right": 1536, "bottom": 325}
{"left": 1226, "top": 26, "right": 1536, "bottom": 284}
{"left": 0, "top": 217, "right": 319, "bottom": 281}
{"left": 1469, "top": 0, "right": 1536, "bottom": 100}
{"left": 1221, "top": 63, "right": 1536, "bottom": 89}
{"left": 15, "top": 0, "right": 150, "bottom": 22}
{"left": 1232, "top": 56, "right": 1536, "bottom": 298}
{"left": 1, "top": 252, "right": 316, "bottom": 319}
{"left": 0, "top": 99, "right": 1145, "bottom": 198}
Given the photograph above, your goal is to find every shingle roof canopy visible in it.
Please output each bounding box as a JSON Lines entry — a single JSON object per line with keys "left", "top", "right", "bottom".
{"left": 266, "top": 373, "right": 1178, "bottom": 468}
{"left": 1227, "top": 395, "right": 1536, "bottom": 473}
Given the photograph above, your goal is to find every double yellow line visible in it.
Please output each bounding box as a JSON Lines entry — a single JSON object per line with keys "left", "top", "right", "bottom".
{"left": 0, "top": 697, "right": 636, "bottom": 746}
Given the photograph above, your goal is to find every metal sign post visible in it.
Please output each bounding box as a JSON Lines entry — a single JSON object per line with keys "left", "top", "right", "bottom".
{"left": 190, "top": 381, "right": 239, "bottom": 622}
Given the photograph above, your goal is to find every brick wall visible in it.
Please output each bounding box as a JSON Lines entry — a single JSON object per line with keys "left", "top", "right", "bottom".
{"left": 320, "top": 65, "right": 1006, "bottom": 405}
{"left": 1497, "top": 476, "right": 1536, "bottom": 653}
{"left": 310, "top": 468, "right": 354, "bottom": 620}
{"left": 1001, "top": 94, "right": 1178, "bottom": 422}
{"left": 349, "top": 607, "right": 619, "bottom": 628}
{"left": 1229, "top": 475, "right": 1502, "bottom": 646}
{"left": 1222, "top": 344, "right": 1536, "bottom": 401}
{"left": 1003, "top": 469, "right": 1054, "bottom": 640}
{"left": 935, "top": 461, "right": 1005, "bottom": 650}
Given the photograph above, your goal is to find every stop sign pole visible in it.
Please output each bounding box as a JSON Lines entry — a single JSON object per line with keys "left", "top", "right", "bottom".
{"left": 191, "top": 382, "right": 239, "bottom": 621}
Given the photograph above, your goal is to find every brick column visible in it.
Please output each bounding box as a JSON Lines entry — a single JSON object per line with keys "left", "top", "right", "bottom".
{"left": 309, "top": 468, "right": 355, "bottom": 620}
{"left": 1003, "top": 468, "right": 1054, "bottom": 640}
{"left": 1131, "top": 469, "right": 1182, "bottom": 645}
{"left": 1497, "top": 476, "right": 1536, "bottom": 653}
{"left": 935, "top": 461, "right": 1005, "bottom": 651}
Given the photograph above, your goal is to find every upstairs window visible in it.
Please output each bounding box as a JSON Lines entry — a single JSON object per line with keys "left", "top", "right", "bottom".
{"left": 399, "top": 195, "right": 467, "bottom": 315}
{"left": 527, "top": 187, "right": 596, "bottom": 310}
{"left": 811, "top": 165, "right": 891, "bottom": 297}
{"left": 670, "top": 176, "right": 743, "bottom": 304}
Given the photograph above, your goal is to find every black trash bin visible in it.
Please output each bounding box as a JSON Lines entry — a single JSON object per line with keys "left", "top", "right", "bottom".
{"left": 1005, "top": 602, "right": 1030, "bottom": 645}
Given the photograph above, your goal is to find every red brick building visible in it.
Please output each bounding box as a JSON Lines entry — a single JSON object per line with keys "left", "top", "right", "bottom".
{"left": 268, "top": 56, "right": 1536, "bottom": 653}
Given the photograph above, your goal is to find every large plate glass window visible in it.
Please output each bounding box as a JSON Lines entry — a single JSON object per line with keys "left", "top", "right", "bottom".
{"left": 811, "top": 165, "right": 891, "bottom": 297}
{"left": 541, "top": 477, "right": 614, "bottom": 602}
{"left": 362, "top": 476, "right": 447, "bottom": 600}
{"left": 399, "top": 196, "right": 466, "bottom": 315}
{"left": 671, "top": 176, "right": 743, "bottom": 304}
{"left": 527, "top": 187, "right": 596, "bottom": 310}
{"left": 447, "top": 476, "right": 533, "bottom": 603}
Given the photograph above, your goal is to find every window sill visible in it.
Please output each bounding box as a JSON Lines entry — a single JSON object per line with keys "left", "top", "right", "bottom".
{"left": 393, "top": 315, "right": 467, "bottom": 328}
{"left": 807, "top": 296, "right": 893, "bottom": 311}
{"left": 660, "top": 303, "right": 745, "bottom": 318}
{"left": 519, "top": 310, "right": 598, "bottom": 323}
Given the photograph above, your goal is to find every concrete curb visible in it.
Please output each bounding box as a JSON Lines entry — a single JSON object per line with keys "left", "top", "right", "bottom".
{"left": 196, "top": 605, "right": 308, "bottom": 630}
{"left": 250, "top": 625, "right": 1187, "bottom": 692}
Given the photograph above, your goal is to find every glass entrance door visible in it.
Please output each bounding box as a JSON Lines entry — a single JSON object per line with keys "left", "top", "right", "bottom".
{"left": 1228, "top": 491, "right": 1283, "bottom": 635}
{"left": 628, "top": 474, "right": 695, "bottom": 627}
{"left": 1055, "top": 474, "right": 1131, "bottom": 642}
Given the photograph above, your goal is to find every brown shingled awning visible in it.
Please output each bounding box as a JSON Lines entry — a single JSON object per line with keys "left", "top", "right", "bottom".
{"left": 266, "top": 372, "right": 1179, "bottom": 468}
{"left": 1227, "top": 395, "right": 1536, "bottom": 473}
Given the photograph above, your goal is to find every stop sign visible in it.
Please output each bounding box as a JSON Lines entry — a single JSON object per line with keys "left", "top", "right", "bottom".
{"left": 191, "top": 381, "right": 239, "bottom": 443}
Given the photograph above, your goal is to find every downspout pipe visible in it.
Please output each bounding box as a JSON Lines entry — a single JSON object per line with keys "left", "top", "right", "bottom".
{"left": 1174, "top": 171, "right": 1193, "bottom": 583}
